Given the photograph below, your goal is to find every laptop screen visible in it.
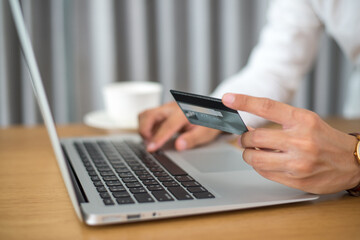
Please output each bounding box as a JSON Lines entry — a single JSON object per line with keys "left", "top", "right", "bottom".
{"left": 8, "top": 0, "right": 82, "bottom": 219}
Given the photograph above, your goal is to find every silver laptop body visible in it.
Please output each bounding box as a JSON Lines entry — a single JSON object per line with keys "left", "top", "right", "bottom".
{"left": 9, "top": 0, "right": 318, "bottom": 226}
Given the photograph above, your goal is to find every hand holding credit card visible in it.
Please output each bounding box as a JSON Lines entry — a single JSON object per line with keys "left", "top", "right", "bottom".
{"left": 170, "top": 90, "right": 248, "bottom": 135}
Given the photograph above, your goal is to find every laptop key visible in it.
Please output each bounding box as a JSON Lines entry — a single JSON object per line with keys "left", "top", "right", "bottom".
{"left": 152, "top": 190, "right": 174, "bottom": 202}
{"left": 97, "top": 166, "right": 111, "bottom": 171}
{"left": 128, "top": 163, "right": 142, "bottom": 169}
{"left": 94, "top": 163, "right": 108, "bottom": 168}
{"left": 82, "top": 160, "right": 90, "bottom": 165}
{"left": 86, "top": 166, "right": 94, "bottom": 171}
{"left": 175, "top": 175, "right": 194, "bottom": 182}
{"left": 138, "top": 175, "right": 155, "bottom": 181}
{"left": 103, "top": 176, "right": 118, "bottom": 181}
{"left": 109, "top": 186, "right": 126, "bottom": 192}
{"left": 111, "top": 162, "right": 126, "bottom": 168}
{"left": 124, "top": 158, "right": 138, "bottom": 164}
{"left": 149, "top": 167, "right": 163, "bottom": 173}
{"left": 142, "top": 179, "right": 159, "bottom": 186}
{"left": 182, "top": 181, "right": 201, "bottom": 187}
{"left": 144, "top": 162, "right": 158, "bottom": 168}
{"left": 116, "top": 197, "right": 135, "bottom": 204}
{"left": 122, "top": 177, "right": 138, "bottom": 183}
{"left": 157, "top": 176, "right": 173, "bottom": 182}
{"left": 147, "top": 184, "right": 164, "bottom": 191}
{"left": 193, "top": 192, "right": 215, "bottom": 199}
{"left": 134, "top": 170, "right": 149, "bottom": 175}
{"left": 118, "top": 172, "right": 133, "bottom": 178}
{"left": 129, "top": 187, "right": 147, "bottom": 194}
{"left": 106, "top": 181, "right": 122, "bottom": 187}
{"left": 83, "top": 161, "right": 92, "bottom": 167}
{"left": 99, "top": 170, "right": 115, "bottom": 175}
{"left": 167, "top": 187, "right": 193, "bottom": 200}
{"left": 96, "top": 186, "right": 107, "bottom": 192}
{"left": 131, "top": 166, "right": 146, "bottom": 171}
{"left": 91, "top": 176, "right": 100, "bottom": 181}
{"left": 103, "top": 198, "right": 115, "bottom": 205}
{"left": 187, "top": 186, "right": 207, "bottom": 193}
{"left": 113, "top": 191, "right": 130, "bottom": 198}
{"left": 115, "top": 167, "right": 130, "bottom": 173}
{"left": 88, "top": 171, "right": 98, "bottom": 176}
{"left": 134, "top": 193, "right": 155, "bottom": 203}
{"left": 93, "top": 181, "right": 104, "bottom": 187}
{"left": 154, "top": 172, "right": 169, "bottom": 177}
{"left": 100, "top": 192, "right": 111, "bottom": 199}
{"left": 163, "top": 181, "right": 179, "bottom": 187}
{"left": 126, "top": 182, "right": 142, "bottom": 188}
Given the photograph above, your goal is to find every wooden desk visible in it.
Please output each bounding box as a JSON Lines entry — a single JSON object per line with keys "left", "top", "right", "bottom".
{"left": 1, "top": 118, "right": 360, "bottom": 240}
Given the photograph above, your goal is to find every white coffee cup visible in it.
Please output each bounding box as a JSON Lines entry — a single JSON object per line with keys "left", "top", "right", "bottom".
{"left": 102, "top": 81, "right": 163, "bottom": 129}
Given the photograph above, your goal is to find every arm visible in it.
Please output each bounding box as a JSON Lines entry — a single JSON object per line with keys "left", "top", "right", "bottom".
{"left": 212, "top": 0, "right": 323, "bottom": 127}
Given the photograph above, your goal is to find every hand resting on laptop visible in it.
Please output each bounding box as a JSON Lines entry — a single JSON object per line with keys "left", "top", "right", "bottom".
{"left": 139, "top": 101, "right": 222, "bottom": 152}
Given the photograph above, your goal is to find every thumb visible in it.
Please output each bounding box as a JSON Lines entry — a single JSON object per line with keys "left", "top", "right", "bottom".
{"left": 175, "top": 126, "right": 221, "bottom": 151}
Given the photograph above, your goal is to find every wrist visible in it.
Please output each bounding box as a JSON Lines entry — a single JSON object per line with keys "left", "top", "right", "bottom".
{"left": 346, "top": 133, "right": 360, "bottom": 196}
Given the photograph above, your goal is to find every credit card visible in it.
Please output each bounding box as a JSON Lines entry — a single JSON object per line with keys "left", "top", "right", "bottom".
{"left": 170, "top": 90, "right": 248, "bottom": 135}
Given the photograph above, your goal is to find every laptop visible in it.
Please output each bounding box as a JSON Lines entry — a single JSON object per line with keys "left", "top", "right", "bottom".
{"left": 9, "top": 0, "right": 318, "bottom": 225}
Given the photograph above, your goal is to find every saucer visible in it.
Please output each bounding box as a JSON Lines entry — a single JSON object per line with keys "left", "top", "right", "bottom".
{"left": 83, "top": 110, "right": 138, "bottom": 130}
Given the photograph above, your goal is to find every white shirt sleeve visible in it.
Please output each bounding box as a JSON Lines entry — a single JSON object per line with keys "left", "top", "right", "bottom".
{"left": 212, "top": 0, "right": 323, "bottom": 127}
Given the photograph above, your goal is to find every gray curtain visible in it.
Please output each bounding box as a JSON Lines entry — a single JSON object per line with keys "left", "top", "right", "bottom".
{"left": 0, "top": 0, "right": 353, "bottom": 127}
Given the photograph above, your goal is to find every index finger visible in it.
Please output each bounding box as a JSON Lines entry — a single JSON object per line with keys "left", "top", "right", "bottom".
{"left": 222, "top": 93, "right": 295, "bottom": 126}
{"left": 138, "top": 108, "right": 166, "bottom": 140}
{"left": 146, "top": 110, "right": 188, "bottom": 152}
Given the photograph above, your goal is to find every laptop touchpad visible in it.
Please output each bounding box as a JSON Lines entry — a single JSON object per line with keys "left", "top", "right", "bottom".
{"left": 181, "top": 147, "right": 252, "bottom": 173}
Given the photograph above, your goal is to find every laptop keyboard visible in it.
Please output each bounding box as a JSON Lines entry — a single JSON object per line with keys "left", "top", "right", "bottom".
{"left": 74, "top": 140, "right": 214, "bottom": 206}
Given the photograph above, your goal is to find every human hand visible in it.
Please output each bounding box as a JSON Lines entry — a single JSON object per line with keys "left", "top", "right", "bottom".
{"left": 222, "top": 93, "right": 360, "bottom": 194}
{"left": 138, "top": 101, "right": 221, "bottom": 152}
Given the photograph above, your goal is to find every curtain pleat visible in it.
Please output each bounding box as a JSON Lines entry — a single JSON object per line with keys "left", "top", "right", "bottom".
{"left": 126, "top": 0, "right": 150, "bottom": 83}
{"left": 188, "top": 0, "right": 214, "bottom": 95}
{"left": 155, "top": 0, "right": 176, "bottom": 102}
{"left": 51, "top": 0, "right": 67, "bottom": 123}
{"left": 20, "top": 0, "right": 39, "bottom": 125}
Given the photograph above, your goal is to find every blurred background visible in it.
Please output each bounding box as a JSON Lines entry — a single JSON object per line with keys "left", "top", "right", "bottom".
{"left": 0, "top": 0, "right": 354, "bottom": 127}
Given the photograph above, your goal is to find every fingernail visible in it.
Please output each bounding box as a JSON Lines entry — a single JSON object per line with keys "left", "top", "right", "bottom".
{"left": 223, "top": 94, "right": 235, "bottom": 105}
{"left": 177, "top": 139, "right": 187, "bottom": 151}
{"left": 147, "top": 142, "right": 157, "bottom": 152}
